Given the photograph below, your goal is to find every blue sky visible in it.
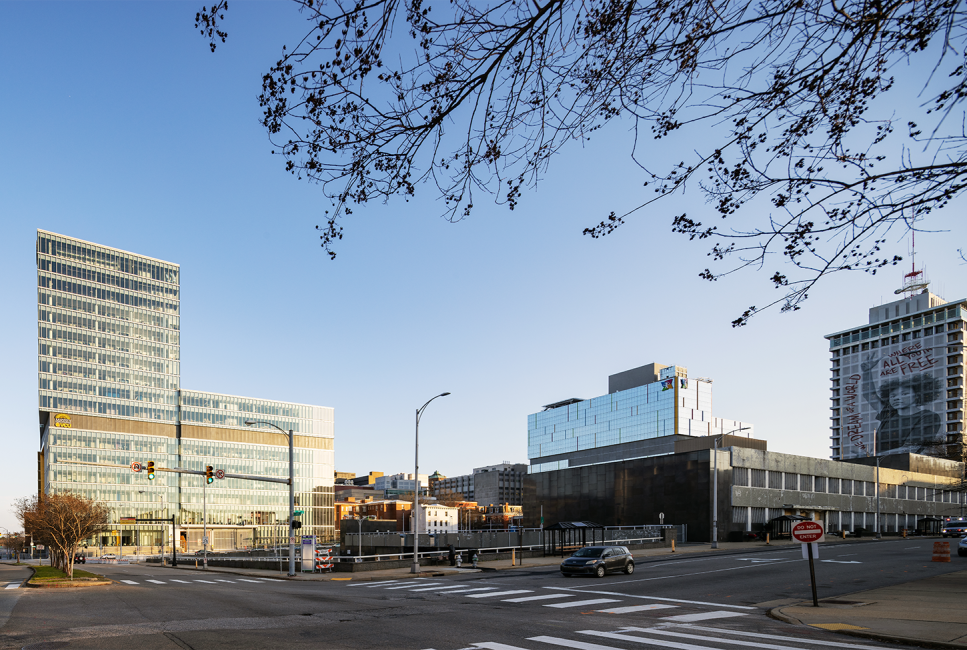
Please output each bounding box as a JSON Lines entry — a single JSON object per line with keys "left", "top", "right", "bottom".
{"left": 1, "top": 2, "right": 964, "bottom": 532}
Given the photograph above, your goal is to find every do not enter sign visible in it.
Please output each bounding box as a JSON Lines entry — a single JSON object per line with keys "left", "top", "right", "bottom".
{"left": 792, "top": 521, "right": 825, "bottom": 543}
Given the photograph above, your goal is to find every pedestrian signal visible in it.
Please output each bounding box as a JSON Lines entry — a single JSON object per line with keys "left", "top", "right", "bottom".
{"left": 206, "top": 466, "right": 214, "bottom": 484}
{"left": 147, "top": 461, "right": 155, "bottom": 480}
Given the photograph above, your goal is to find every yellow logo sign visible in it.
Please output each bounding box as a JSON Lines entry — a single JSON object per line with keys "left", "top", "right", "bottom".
{"left": 53, "top": 413, "right": 71, "bottom": 429}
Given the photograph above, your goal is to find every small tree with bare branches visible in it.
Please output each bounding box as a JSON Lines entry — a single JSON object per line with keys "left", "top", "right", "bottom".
{"left": 15, "top": 493, "right": 110, "bottom": 579}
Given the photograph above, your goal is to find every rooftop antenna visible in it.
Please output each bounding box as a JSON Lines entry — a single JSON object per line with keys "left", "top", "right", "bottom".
{"left": 894, "top": 218, "right": 929, "bottom": 296}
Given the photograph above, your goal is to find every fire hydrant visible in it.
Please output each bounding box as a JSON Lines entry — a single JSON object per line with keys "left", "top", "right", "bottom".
{"left": 472, "top": 553, "right": 479, "bottom": 569}
{"left": 456, "top": 554, "right": 463, "bottom": 568}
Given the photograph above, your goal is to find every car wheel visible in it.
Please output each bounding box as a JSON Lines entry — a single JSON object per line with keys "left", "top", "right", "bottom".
{"left": 624, "top": 562, "right": 635, "bottom": 575}
{"left": 959, "top": 550, "right": 967, "bottom": 556}
{"left": 595, "top": 565, "right": 606, "bottom": 578}
{"left": 562, "top": 572, "right": 572, "bottom": 577}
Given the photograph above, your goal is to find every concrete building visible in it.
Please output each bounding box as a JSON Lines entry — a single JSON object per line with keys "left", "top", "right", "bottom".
{"left": 824, "top": 286, "right": 966, "bottom": 461}
{"left": 432, "top": 462, "right": 527, "bottom": 506}
{"left": 373, "top": 472, "right": 428, "bottom": 495}
{"left": 418, "top": 503, "right": 458, "bottom": 533}
{"left": 37, "top": 230, "right": 335, "bottom": 550}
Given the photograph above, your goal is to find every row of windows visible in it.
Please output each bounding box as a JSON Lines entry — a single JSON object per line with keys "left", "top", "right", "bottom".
{"left": 40, "top": 392, "right": 178, "bottom": 422}
{"left": 40, "top": 308, "right": 179, "bottom": 344}
{"left": 38, "top": 257, "right": 179, "bottom": 299}
{"left": 180, "top": 392, "right": 330, "bottom": 423}
{"left": 39, "top": 291, "right": 180, "bottom": 330}
{"left": 39, "top": 326, "right": 179, "bottom": 360}
{"left": 734, "top": 468, "right": 960, "bottom": 500}
{"left": 829, "top": 309, "right": 965, "bottom": 348}
{"left": 530, "top": 388, "right": 679, "bottom": 428}
{"left": 39, "top": 360, "right": 178, "bottom": 390}
{"left": 38, "top": 234, "right": 179, "bottom": 283}
{"left": 733, "top": 508, "right": 947, "bottom": 531}
{"left": 40, "top": 375, "right": 177, "bottom": 404}
{"left": 38, "top": 273, "right": 179, "bottom": 315}
{"left": 40, "top": 342, "right": 179, "bottom": 376}
{"left": 529, "top": 407, "right": 676, "bottom": 441}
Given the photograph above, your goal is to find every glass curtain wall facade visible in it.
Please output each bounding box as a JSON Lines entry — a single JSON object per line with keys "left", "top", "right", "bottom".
{"left": 528, "top": 364, "right": 751, "bottom": 473}
{"left": 37, "top": 231, "right": 335, "bottom": 552}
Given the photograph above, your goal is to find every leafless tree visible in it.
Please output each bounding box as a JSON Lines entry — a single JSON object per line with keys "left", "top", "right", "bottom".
{"left": 15, "top": 493, "right": 110, "bottom": 579}
{"left": 197, "top": 0, "right": 967, "bottom": 324}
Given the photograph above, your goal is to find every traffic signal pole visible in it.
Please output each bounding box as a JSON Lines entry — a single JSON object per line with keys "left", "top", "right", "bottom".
{"left": 203, "top": 477, "right": 208, "bottom": 570}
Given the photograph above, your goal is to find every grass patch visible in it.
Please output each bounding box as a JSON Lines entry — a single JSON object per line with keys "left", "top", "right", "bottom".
{"left": 31, "top": 565, "right": 103, "bottom": 581}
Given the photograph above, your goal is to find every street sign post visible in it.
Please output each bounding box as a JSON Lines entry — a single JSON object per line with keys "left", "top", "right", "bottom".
{"left": 792, "top": 521, "right": 825, "bottom": 607}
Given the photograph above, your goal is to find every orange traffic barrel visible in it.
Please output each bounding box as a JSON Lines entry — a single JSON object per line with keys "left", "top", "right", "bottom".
{"left": 932, "top": 541, "right": 951, "bottom": 562}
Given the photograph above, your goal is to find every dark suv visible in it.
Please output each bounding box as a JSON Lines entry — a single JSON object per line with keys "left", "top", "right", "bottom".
{"left": 560, "top": 545, "right": 634, "bottom": 578}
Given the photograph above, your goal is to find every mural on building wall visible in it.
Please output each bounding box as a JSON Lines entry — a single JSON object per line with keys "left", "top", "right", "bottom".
{"left": 847, "top": 340, "right": 945, "bottom": 457}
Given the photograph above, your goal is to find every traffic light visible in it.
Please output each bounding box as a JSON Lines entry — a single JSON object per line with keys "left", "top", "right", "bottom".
{"left": 291, "top": 520, "right": 302, "bottom": 530}
{"left": 147, "top": 461, "right": 155, "bottom": 480}
{"left": 205, "top": 466, "right": 214, "bottom": 484}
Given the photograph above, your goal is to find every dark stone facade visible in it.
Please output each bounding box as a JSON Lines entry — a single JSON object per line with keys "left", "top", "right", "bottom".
{"left": 523, "top": 450, "right": 727, "bottom": 542}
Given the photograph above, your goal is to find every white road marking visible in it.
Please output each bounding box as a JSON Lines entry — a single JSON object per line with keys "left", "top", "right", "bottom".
{"left": 615, "top": 626, "right": 813, "bottom": 649}
{"left": 120, "top": 580, "right": 139, "bottom": 585}
{"left": 3, "top": 584, "right": 18, "bottom": 590}
{"left": 678, "top": 624, "right": 879, "bottom": 648}
{"left": 735, "top": 558, "right": 784, "bottom": 563}
{"left": 593, "top": 559, "right": 801, "bottom": 587}
{"left": 472, "top": 644, "right": 530, "bottom": 650}
{"left": 502, "top": 594, "right": 574, "bottom": 603}
{"left": 409, "top": 584, "right": 475, "bottom": 592}
{"left": 237, "top": 579, "right": 264, "bottom": 583}
{"left": 544, "top": 588, "right": 756, "bottom": 610}
{"left": 437, "top": 587, "right": 499, "bottom": 594}
{"left": 545, "top": 599, "right": 621, "bottom": 609}
{"left": 146, "top": 580, "right": 166, "bottom": 584}
{"left": 385, "top": 582, "right": 444, "bottom": 590}
{"left": 193, "top": 580, "right": 217, "bottom": 584}
{"left": 529, "top": 635, "right": 627, "bottom": 650}
{"left": 579, "top": 629, "right": 723, "bottom": 650}
{"left": 215, "top": 579, "right": 235, "bottom": 583}
{"left": 466, "top": 590, "right": 533, "bottom": 599}
{"left": 661, "top": 611, "right": 747, "bottom": 622}
{"left": 821, "top": 560, "right": 861, "bottom": 564}
{"left": 597, "top": 604, "right": 677, "bottom": 614}
{"left": 170, "top": 580, "right": 191, "bottom": 583}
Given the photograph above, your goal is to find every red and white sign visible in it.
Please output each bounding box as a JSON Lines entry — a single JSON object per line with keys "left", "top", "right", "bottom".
{"left": 214, "top": 469, "right": 226, "bottom": 480}
{"left": 792, "top": 521, "right": 825, "bottom": 543}
{"left": 131, "top": 462, "right": 142, "bottom": 473}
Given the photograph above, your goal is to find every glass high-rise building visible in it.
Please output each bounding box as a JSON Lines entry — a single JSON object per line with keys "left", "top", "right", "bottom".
{"left": 37, "top": 230, "right": 335, "bottom": 550}
{"left": 528, "top": 362, "right": 752, "bottom": 473}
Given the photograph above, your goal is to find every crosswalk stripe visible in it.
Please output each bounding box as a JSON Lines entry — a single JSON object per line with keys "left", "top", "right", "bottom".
{"left": 678, "top": 625, "right": 878, "bottom": 649}
{"left": 545, "top": 588, "right": 756, "bottom": 610}
{"left": 385, "top": 582, "right": 444, "bottom": 590}
{"left": 472, "top": 643, "right": 530, "bottom": 650}
{"left": 435, "top": 587, "right": 498, "bottom": 594}
{"left": 661, "top": 611, "right": 747, "bottom": 622}
{"left": 613, "top": 627, "right": 806, "bottom": 650}
{"left": 170, "top": 580, "right": 191, "bottom": 583}
{"left": 120, "top": 580, "right": 139, "bottom": 585}
{"left": 466, "top": 590, "right": 533, "bottom": 599}
{"left": 237, "top": 579, "right": 263, "bottom": 583}
{"left": 215, "top": 580, "right": 234, "bottom": 583}
{"left": 146, "top": 580, "right": 166, "bottom": 584}
{"left": 544, "top": 599, "right": 621, "bottom": 609}
{"left": 194, "top": 580, "right": 217, "bottom": 584}
{"left": 408, "top": 585, "right": 472, "bottom": 592}
{"left": 578, "top": 629, "right": 712, "bottom": 650}
{"left": 528, "top": 635, "right": 625, "bottom": 650}
{"left": 597, "top": 604, "right": 677, "bottom": 614}
{"left": 3, "top": 584, "right": 18, "bottom": 590}
{"left": 502, "top": 594, "right": 574, "bottom": 603}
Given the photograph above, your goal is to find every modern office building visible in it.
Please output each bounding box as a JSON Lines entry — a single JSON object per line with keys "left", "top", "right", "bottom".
{"left": 373, "top": 472, "right": 428, "bottom": 495}
{"left": 36, "top": 230, "right": 335, "bottom": 550}
{"left": 528, "top": 363, "right": 752, "bottom": 474}
{"left": 824, "top": 283, "right": 966, "bottom": 461}
{"left": 432, "top": 462, "right": 527, "bottom": 506}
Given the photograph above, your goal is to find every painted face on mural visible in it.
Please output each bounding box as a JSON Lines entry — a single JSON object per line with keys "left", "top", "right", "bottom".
{"left": 888, "top": 385, "right": 917, "bottom": 411}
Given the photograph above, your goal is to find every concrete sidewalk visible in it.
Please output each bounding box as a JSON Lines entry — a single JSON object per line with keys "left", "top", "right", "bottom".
{"left": 772, "top": 569, "right": 967, "bottom": 648}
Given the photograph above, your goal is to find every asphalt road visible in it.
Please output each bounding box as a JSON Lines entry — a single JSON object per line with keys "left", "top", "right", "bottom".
{"left": 0, "top": 540, "right": 962, "bottom": 650}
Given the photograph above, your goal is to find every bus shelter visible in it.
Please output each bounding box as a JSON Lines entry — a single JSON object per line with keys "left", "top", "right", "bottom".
{"left": 543, "top": 521, "right": 605, "bottom": 557}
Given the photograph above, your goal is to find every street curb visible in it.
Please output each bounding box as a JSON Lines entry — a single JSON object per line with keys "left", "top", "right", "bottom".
{"left": 148, "top": 563, "right": 460, "bottom": 582}
{"left": 23, "top": 565, "right": 112, "bottom": 588}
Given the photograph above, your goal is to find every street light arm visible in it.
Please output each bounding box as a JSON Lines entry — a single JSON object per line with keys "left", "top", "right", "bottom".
{"left": 416, "top": 393, "right": 451, "bottom": 424}
{"left": 244, "top": 419, "right": 296, "bottom": 577}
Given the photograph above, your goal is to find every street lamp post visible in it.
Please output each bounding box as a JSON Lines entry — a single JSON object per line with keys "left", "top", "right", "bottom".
{"left": 245, "top": 420, "right": 296, "bottom": 577}
{"left": 873, "top": 427, "right": 882, "bottom": 539}
{"left": 412, "top": 392, "right": 451, "bottom": 574}
{"left": 711, "top": 426, "right": 750, "bottom": 549}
